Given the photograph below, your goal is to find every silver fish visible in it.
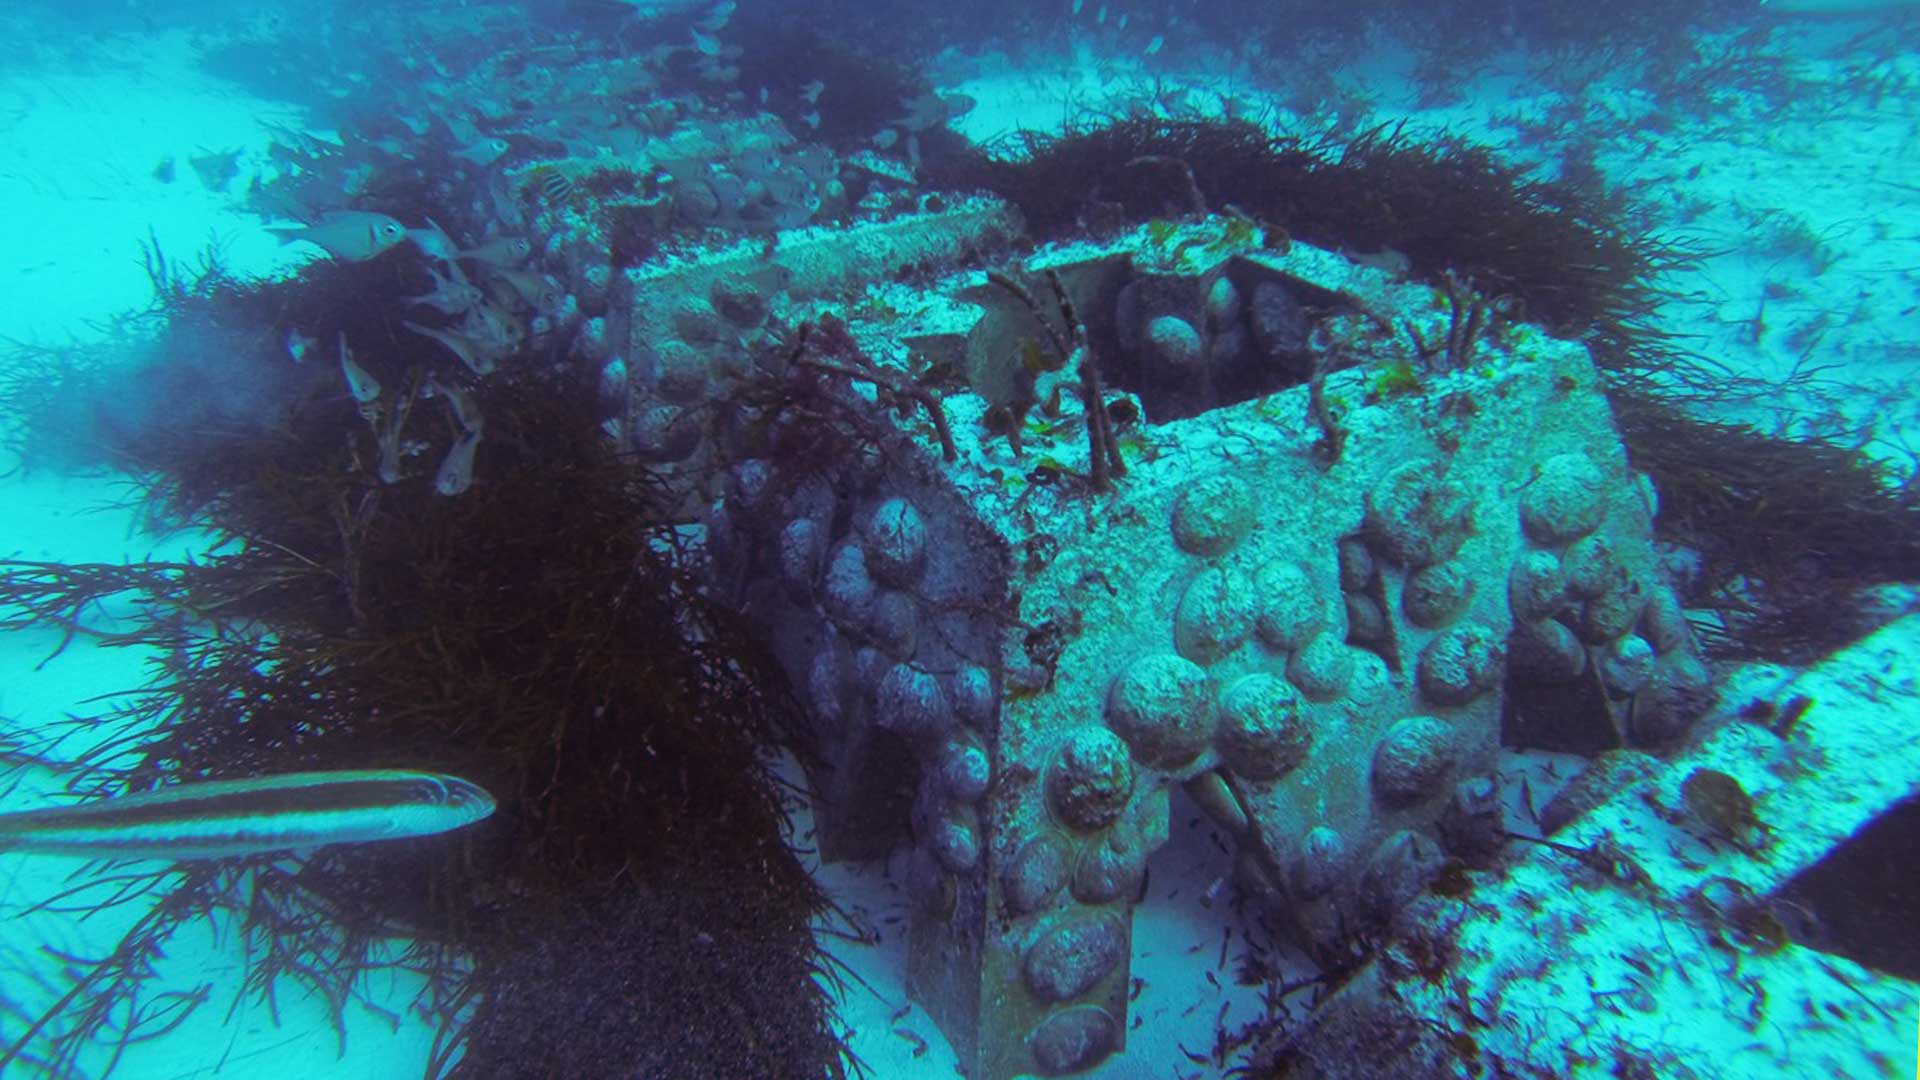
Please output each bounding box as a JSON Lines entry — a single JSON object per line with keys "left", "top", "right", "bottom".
{"left": 269, "top": 210, "right": 409, "bottom": 262}
{"left": 285, "top": 327, "right": 318, "bottom": 364}
{"left": 460, "top": 235, "right": 532, "bottom": 268}
{"left": 339, "top": 333, "right": 381, "bottom": 405}
{"left": 0, "top": 770, "right": 494, "bottom": 860}
{"left": 429, "top": 375, "right": 485, "bottom": 435}
{"left": 374, "top": 381, "right": 416, "bottom": 485}
{"left": 487, "top": 173, "right": 527, "bottom": 230}
{"left": 408, "top": 262, "right": 484, "bottom": 316}
{"left": 405, "top": 320, "right": 498, "bottom": 376}
{"left": 435, "top": 430, "right": 482, "bottom": 496}
{"left": 486, "top": 267, "right": 564, "bottom": 315}
{"left": 453, "top": 137, "right": 511, "bottom": 167}
{"left": 461, "top": 301, "right": 525, "bottom": 354}
{"left": 438, "top": 109, "right": 486, "bottom": 148}
{"left": 408, "top": 216, "right": 461, "bottom": 262}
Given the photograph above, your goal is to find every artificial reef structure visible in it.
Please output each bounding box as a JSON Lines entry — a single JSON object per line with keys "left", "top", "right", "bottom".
{"left": 535, "top": 108, "right": 1920, "bottom": 1075}
{"left": 4, "top": 33, "right": 1919, "bottom": 1070}
{"left": 580, "top": 199, "right": 1715, "bottom": 1074}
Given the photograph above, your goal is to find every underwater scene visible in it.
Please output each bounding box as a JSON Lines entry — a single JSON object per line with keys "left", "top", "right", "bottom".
{"left": 1, "top": 0, "right": 1918, "bottom": 1077}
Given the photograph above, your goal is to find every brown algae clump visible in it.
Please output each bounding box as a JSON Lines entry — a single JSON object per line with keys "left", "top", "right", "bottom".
{"left": 1680, "top": 768, "right": 1768, "bottom": 851}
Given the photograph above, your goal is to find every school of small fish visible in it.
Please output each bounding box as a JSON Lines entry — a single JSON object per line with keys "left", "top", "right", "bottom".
{"left": 306, "top": 217, "right": 555, "bottom": 496}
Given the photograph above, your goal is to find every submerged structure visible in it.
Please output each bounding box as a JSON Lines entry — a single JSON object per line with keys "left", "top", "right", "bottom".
{"left": 529, "top": 92, "right": 1918, "bottom": 1059}
{"left": 7, "top": 9, "right": 1919, "bottom": 1073}
{"left": 561, "top": 183, "right": 1738, "bottom": 1072}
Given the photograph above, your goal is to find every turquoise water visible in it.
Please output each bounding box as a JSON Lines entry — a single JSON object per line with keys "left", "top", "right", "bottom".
{"left": 1, "top": 2, "right": 1917, "bottom": 1077}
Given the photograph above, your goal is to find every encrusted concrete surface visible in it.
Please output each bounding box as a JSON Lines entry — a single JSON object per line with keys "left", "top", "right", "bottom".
{"left": 610, "top": 208, "right": 1719, "bottom": 1077}
{"left": 1262, "top": 615, "right": 1920, "bottom": 1079}
{"left": 933, "top": 268, "right": 1698, "bottom": 1077}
